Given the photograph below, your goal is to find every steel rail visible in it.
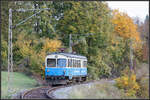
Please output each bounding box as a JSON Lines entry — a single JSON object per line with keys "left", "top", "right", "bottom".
{"left": 21, "top": 86, "right": 49, "bottom": 99}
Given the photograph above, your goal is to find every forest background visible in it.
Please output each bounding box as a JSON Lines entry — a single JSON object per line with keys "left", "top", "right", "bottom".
{"left": 1, "top": 1, "right": 149, "bottom": 98}
{"left": 1, "top": 1, "right": 149, "bottom": 82}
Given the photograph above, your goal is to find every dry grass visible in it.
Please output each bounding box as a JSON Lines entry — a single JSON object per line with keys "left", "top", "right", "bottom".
{"left": 136, "top": 63, "right": 149, "bottom": 99}
{"left": 68, "top": 80, "right": 129, "bottom": 99}
{"left": 136, "top": 63, "right": 149, "bottom": 79}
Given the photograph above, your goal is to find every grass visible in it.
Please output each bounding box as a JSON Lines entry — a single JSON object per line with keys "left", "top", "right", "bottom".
{"left": 68, "top": 80, "right": 131, "bottom": 99}
{"left": 1, "top": 71, "right": 38, "bottom": 99}
{"left": 53, "top": 79, "right": 136, "bottom": 99}
{"left": 136, "top": 63, "right": 149, "bottom": 99}
{"left": 136, "top": 63, "right": 149, "bottom": 79}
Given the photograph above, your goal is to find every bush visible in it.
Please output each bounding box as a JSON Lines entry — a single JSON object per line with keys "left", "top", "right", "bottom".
{"left": 137, "top": 77, "right": 149, "bottom": 99}
{"left": 115, "top": 73, "right": 140, "bottom": 98}
{"left": 87, "top": 65, "right": 100, "bottom": 80}
{"left": 120, "top": 63, "right": 149, "bottom": 99}
{"left": 13, "top": 33, "right": 62, "bottom": 78}
{"left": 99, "top": 61, "right": 112, "bottom": 78}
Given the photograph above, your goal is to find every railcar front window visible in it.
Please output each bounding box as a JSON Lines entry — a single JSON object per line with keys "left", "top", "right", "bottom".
{"left": 57, "top": 59, "right": 66, "bottom": 67}
{"left": 47, "top": 59, "right": 56, "bottom": 67}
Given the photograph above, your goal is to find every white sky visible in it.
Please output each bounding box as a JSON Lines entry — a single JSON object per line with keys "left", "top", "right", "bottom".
{"left": 106, "top": 1, "right": 149, "bottom": 22}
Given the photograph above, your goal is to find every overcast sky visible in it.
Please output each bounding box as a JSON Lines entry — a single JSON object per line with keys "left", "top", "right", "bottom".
{"left": 106, "top": 1, "right": 149, "bottom": 22}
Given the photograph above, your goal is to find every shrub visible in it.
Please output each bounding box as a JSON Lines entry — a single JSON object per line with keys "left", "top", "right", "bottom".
{"left": 14, "top": 34, "right": 62, "bottom": 78}
{"left": 137, "top": 77, "right": 149, "bottom": 99}
{"left": 87, "top": 65, "right": 100, "bottom": 80}
{"left": 115, "top": 73, "right": 140, "bottom": 98}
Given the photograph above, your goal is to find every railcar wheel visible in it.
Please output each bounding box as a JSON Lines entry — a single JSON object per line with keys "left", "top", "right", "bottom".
{"left": 72, "top": 78, "right": 76, "bottom": 84}
{"left": 77, "top": 77, "right": 82, "bottom": 83}
{"left": 82, "top": 77, "right": 87, "bottom": 82}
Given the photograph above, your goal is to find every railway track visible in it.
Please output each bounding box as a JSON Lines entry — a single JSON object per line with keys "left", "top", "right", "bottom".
{"left": 46, "top": 86, "right": 65, "bottom": 99}
{"left": 21, "top": 86, "right": 53, "bottom": 99}
{"left": 21, "top": 80, "right": 101, "bottom": 99}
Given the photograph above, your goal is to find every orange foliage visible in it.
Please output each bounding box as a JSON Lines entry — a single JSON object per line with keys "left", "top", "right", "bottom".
{"left": 112, "top": 9, "right": 142, "bottom": 49}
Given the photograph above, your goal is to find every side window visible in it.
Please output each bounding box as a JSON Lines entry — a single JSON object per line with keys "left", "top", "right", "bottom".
{"left": 72, "top": 60, "right": 73, "bottom": 67}
{"left": 70, "top": 59, "right": 72, "bottom": 67}
{"left": 68, "top": 59, "right": 70, "bottom": 67}
{"left": 70, "top": 59, "right": 71, "bottom": 67}
{"left": 78, "top": 60, "right": 80, "bottom": 67}
{"left": 75, "top": 60, "right": 76, "bottom": 67}
{"left": 76, "top": 60, "right": 77, "bottom": 67}
{"left": 76, "top": 60, "right": 78, "bottom": 67}
{"left": 79, "top": 60, "right": 81, "bottom": 67}
{"left": 73, "top": 60, "right": 75, "bottom": 67}
{"left": 68, "top": 59, "right": 72, "bottom": 67}
{"left": 83, "top": 61, "right": 87, "bottom": 67}
{"left": 73, "top": 59, "right": 75, "bottom": 67}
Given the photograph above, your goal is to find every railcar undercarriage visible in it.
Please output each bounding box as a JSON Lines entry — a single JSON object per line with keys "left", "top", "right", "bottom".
{"left": 46, "top": 76, "right": 87, "bottom": 85}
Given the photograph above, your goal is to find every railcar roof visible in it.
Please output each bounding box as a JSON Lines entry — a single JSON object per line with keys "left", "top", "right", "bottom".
{"left": 47, "top": 52, "right": 87, "bottom": 59}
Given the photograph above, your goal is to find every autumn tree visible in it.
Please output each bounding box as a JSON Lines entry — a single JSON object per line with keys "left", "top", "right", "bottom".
{"left": 112, "top": 9, "right": 142, "bottom": 57}
{"left": 111, "top": 9, "right": 144, "bottom": 75}
{"left": 14, "top": 30, "right": 62, "bottom": 76}
{"left": 2, "top": 1, "right": 145, "bottom": 79}
{"left": 134, "top": 15, "right": 149, "bottom": 62}
{"left": 141, "top": 15, "right": 149, "bottom": 42}
{"left": 55, "top": 1, "right": 115, "bottom": 78}
{"left": 112, "top": 10, "right": 141, "bottom": 43}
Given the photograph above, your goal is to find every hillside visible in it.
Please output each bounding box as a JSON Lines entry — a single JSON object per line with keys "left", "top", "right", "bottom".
{"left": 1, "top": 71, "right": 38, "bottom": 99}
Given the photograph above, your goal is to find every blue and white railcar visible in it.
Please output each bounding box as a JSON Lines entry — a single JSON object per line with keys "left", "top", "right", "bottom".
{"left": 45, "top": 52, "right": 87, "bottom": 85}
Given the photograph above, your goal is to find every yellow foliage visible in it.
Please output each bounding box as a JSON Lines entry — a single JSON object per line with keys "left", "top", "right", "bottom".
{"left": 124, "top": 81, "right": 128, "bottom": 85}
{"left": 112, "top": 9, "right": 142, "bottom": 50}
{"left": 42, "top": 38, "right": 62, "bottom": 53}
{"left": 131, "top": 74, "right": 136, "bottom": 82}
{"left": 39, "top": 38, "right": 62, "bottom": 74}
{"left": 39, "top": 38, "right": 62, "bottom": 66}
{"left": 15, "top": 34, "right": 62, "bottom": 78}
{"left": 137, "top": 77, "right": 149, "bottom": 99}
{"left": 126, "top": 89, "right": 136, "bottom": 97}
{"left": 123, "top": 76, "right": 128, "bottom": 81}
{"left": 115, "top": 73, "right": 140, "bottom": 97}
{"left": 15, "top": 34, "right": 36, "bottom": 57}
